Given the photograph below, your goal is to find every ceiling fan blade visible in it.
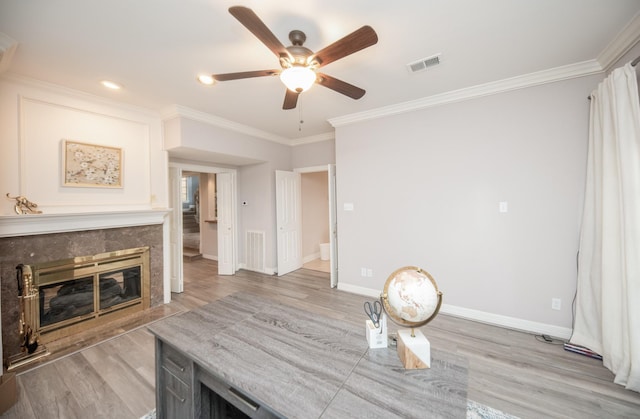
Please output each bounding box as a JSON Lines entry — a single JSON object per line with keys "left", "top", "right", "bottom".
{"left": 229, "top": 6, "right": 289, "bottom": 59}
{"left": 317, "top": 73, "right": 366, "bottom": 99}
{"left": 312, "top": 26, "right": 378, "bottom": 68}
{"left": 283, "top": 89, "right": 299, "bottom": 110}
{"left": 213, "top": 70, "right": 279, "bottom": 82}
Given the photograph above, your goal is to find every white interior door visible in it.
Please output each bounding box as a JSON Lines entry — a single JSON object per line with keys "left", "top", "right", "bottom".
{"left": 276, "top": 170, "right": 302, "bottom": 276}
{"left": 328, "top": 164, "right": 338, "bottom": 288}
{"left": 217, "top": 172, "right": 235, "bottom": 275}
{"left": 168, "top": 167, "right": 183, "bottom": 293}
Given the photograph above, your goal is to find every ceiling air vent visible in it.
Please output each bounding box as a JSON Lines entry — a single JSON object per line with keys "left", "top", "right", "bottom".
{"left": 407, "top": 54, "right": 441, "bottom": 73}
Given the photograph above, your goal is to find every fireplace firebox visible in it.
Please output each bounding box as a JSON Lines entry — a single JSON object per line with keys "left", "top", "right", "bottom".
{"left": 8, "top": 247, "right": 150, "bottom": 369}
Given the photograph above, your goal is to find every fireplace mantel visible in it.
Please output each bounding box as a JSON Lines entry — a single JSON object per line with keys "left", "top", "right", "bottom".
{"left": 0, "top": 209, "right": 171, "bottom": 238}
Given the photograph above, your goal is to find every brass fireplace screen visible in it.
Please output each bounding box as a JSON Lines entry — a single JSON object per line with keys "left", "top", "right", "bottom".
{"left": 28, "top": 247, "right": 150, "bottom": 345}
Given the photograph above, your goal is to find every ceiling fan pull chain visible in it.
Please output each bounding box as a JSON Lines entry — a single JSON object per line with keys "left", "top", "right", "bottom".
{"left": 298, "top": 100, "right": 304, "bottom": 131}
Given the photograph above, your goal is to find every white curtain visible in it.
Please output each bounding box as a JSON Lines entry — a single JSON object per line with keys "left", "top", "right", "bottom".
{"left": 571, "top": 62, "right": 640, "bottom": 392}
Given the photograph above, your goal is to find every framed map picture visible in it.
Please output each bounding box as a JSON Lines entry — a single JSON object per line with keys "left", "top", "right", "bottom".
{"left": 63, "top": 140, "right": 123, "bottom": 188}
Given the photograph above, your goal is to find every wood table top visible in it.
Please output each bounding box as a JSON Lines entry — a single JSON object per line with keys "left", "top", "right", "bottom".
{"left": 148, "top": 292, "right": 468, "bottom": 418}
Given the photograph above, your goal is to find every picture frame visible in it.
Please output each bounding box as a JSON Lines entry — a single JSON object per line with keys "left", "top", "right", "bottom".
{"left": 63, "top": 140, "right": 123, "bottom": 188}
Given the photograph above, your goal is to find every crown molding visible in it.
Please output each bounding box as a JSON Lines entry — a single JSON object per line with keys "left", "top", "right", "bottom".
{"left": 1, "top": 72, "right": 161, "bottom": 118}
{"left": 597, "top": 11, "right": 640, "bottom": 71}
{"left": 161, "top": 104, "right": 335, "bottom": 146}
{"left": 3, "top": 73, "right": 333, "bottom": 147}
{"left": 330, "top": 13, "right": 640, "bottom": 130}
{"left": 161, "top": 104, "right": 293, "bottom": 146}
{"left": 290, "top": 131, "right": 335, "bottom": 146}
{"left": 329, "top": 60, "right": 603, "bottom": 128}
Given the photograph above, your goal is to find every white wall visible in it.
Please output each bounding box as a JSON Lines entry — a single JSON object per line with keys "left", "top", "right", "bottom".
{"left": 0, "top": 77, "right": 168, "bottom": 214}
{"left": 292, "top": 139, "right": 335, "bottom": 168}
{"left": 179, "top": 118, "right": 290, "bottom": 164}
{"left": 239, "top": 159, "right": 291, "bottom": 272}
{"left": 335, "top": 74, "right": 603, "bottom": 334}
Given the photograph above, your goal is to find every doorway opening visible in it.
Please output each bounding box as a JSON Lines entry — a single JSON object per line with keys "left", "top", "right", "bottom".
{"left": 288, "top": 164, "right": 337, "bottom": 288}
{"left": 169, "top": 162, "right": 237, "bottom": 295}
{"left": 301, "top": 171, "right": 330, "bottom": 274}
{"left": 181, "top": 172, "right": 203, "bottom": 261}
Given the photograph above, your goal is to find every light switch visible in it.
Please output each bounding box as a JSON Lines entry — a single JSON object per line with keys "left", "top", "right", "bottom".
{"left": 499, "top": 201, "right": 508, "bottom": 213}
{"left": 344, "top": 203, "right": 354, "bottom": 211}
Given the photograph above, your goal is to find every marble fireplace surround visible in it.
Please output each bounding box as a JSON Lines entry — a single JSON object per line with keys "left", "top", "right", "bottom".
{"left": 0, "top": 210, "right": 168, "bottom": 362}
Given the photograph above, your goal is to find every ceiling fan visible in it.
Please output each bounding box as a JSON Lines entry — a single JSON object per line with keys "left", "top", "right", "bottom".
{"left": 210, "top": 6, "right": 378, "bottom": 110}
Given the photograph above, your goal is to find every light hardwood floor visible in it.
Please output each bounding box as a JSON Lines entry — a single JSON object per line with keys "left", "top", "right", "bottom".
{"left": 302, "top": 258, "right": 331, "bottom": 273}
{"left": 302, "top": 257, "right": 331, "bottom": 273}
{"left": 2, "top": 258, "right": 640, "bottom": 418}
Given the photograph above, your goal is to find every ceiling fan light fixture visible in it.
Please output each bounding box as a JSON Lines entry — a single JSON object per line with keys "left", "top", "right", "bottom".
{"left": 280, "top": 66, "right": 316, "bottom": 93}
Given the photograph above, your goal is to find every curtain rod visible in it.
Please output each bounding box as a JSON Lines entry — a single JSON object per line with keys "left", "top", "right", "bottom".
{"left": 588, "top": 56, "right": 640, "bottom": 100}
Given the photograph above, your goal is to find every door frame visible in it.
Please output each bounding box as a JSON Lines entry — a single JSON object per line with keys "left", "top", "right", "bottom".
{"left": 294, "top": 164, "right": 339, "bottom": 287}
{"left": 168, "top": 166, "right": 184, "bottom": 295}
{"left": 168, "top": 162, "right": 238, "bottom": 294}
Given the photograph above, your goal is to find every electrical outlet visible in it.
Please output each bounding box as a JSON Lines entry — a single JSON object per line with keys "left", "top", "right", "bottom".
{"left": 366, "top": 269, "right": 373, "bottom": 277}
{"left": 361, "top": 268, "right": 367, "bottom": 277}
{"left": 551, "top": 298, "right": 562, "bottom": 311}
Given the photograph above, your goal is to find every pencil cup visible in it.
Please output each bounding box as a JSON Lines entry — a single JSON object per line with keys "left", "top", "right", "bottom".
{"left": 366, "top": 312, "right": 388, "bottom": 349}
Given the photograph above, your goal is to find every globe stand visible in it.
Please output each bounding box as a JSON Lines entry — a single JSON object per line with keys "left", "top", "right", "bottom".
{"left": 397, "top": 328, "right": 431, "bottom": 369}
{"left": 380, "top": 266, "right": 443, "bottom": 370}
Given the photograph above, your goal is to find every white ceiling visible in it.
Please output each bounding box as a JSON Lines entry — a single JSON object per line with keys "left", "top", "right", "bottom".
{"left": 2, "top": 0, "right": 640, "bottom": 144}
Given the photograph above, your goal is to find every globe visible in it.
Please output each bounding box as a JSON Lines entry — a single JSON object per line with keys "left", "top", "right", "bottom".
{"left": 380, "top": 266, "right": 443, "bottom": 328}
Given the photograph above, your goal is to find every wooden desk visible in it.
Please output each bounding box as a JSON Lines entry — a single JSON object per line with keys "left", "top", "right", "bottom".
{"left": 148, "top": 293, "right": 467, "bottom": 418}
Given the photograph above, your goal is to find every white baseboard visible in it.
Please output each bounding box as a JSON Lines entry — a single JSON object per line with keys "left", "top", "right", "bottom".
{"left": 202, "top": 254, "right": 218, "bottom": 261}
{"left": 338, "top": 283, "right": 380, "bottom": 298}
{"left": 263, "top": 266, "right": 275, "bottom": 275}
{"left": 303, "top": 252, "right": 321, "bottom": 263}
{"left": 337, "top": 283, "right": 572, "bottom": 340}
{"left": 440, "top": 304, "right": 572, "bottom": 340}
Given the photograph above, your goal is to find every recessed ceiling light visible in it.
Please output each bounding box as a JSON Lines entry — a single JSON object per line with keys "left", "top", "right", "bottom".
{"left": 101, "top": 80, "right": 122, "bottom": 90}
{"left": 197, "top": 74, "right": 215, "bottom": 85}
